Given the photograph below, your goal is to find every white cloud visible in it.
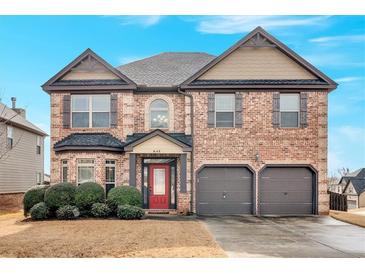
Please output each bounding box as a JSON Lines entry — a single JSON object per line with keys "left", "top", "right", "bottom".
{"left": 117, "top": 16, "right": 163, "bottom": 27}
{"left": 195, "top": 16, "right": 329, "bottom": 34}
{"left": 309, "top": 34, "right": 365, "bottom": 43}
{"left": 303, "top": 53, "right": 364, "bottom": 68}
{"left": 334, "top": 76, "right": 363, "bottom": 83}
{"left": 337, "top": 126, "right": 365, "bottom": 143}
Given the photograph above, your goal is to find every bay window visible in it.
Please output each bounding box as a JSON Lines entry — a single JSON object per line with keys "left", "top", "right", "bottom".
{"left": 77, "top": 159, "right": 95, "bottom": 184}
{"left": 105, "top": 160, "right": 116, "bottom": 195}
{"left": 72, "top": 95, "right": 110, "bottom": 128}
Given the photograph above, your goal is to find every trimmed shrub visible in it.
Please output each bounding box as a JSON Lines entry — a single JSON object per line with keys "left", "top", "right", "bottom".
{"left": 56, "top": 205, "right": 80, "bottom": 220}
{"left": 107, "top": 186, "right": 142, "bottom": 211}
{"left": 23, "top": 185, "right": 48, "bottom": 216}
{"left": 75, "top": 182, "right": 105, "bottom": 211}
{"left": 44, "top": 183, "right": 76, "bottom": 212}
{"left": 117, "top": 205, "right": 145, "bottom": 220}
{"left": 29, "top": 202, "right": 48, "bottom": 220}
{"left": 91, "top": 203, "right": 111, "bottom": 218}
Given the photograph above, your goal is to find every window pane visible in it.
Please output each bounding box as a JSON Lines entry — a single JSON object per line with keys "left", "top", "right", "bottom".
{"left": 72, "top": 112, "right": 89, "bottom": 127}
{"left": 92, "top": 95, "right": 110, "bottom": 112}
{"left": 280, "top": 94, "right": 299, "bottom": 111}
{"left": 7, "top": 126, "right": 13, "bottom": 138}
{"left": 170, "top": 166, "right": 175, "bottom": 206}
{"left": 151, "top": 110, "right": 169, "bottom": 128}
{"left": 280, "top": 112, "right": 299, "bottom": 127}
{"left": 72, "top": 95, "right": 89, "bottom": 111}
{"left": 151, "top": 99, "right": 168, "bottom": 110}
{"left": 78, "top": 166, "right": 94, "bottom": 183}
{"left": 216, "top": 112, "right": 234, "bottom": 127}
{"left": 62, "top": 166, "right": 68, "bottom": 182}
{"left": 92, "top": 112, "right": 109, "bottom": 127}
{"left": 153, "top": 169, "right": 165, "bottom": 195}
{"left": 216, "top": 94, "right": 235, "bottom": 111}
{"left": 106, "top": 166, "right": 115, "bottom": 183}
{"left": 106, "top": 184, "right": 115, "bottom": 195}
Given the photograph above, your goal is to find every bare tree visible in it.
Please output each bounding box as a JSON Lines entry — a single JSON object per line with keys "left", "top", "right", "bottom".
{"left": 0, "top": 103, "right": 23, "bottom": 161}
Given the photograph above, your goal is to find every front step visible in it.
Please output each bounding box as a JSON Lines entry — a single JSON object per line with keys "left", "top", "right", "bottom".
{"left": 146, "top": 209, "right": 177, "bottom": 215}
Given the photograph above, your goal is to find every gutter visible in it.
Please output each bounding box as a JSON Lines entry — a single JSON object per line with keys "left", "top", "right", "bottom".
{"left": 177, "top": 87, "right": 194, "bottom": 214}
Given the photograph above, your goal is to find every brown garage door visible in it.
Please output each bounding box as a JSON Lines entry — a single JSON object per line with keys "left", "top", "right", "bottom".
{"left": 259, "top": 167, "right": 314, "bottom": 215}
{"left": 197, "top": 166, "right": 253, "bottom": 215}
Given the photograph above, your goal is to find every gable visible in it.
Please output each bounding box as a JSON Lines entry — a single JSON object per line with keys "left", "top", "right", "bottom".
{"left": 132, "top": 135, "right": 184, "bottom": 154}
{"left": 344, "top": 182, "right": 357, "bottom": 195}
{"left": 182, "top": 27, "right": 337, "bottom": 90}
{"left": 61, "top": 55, "right": 120, "bottom": 80}
{"left": 198, "top": 46, "right": 318, "bottom": 80}
{"left": 42, "top": 49, "right": 136, "bottom": 92}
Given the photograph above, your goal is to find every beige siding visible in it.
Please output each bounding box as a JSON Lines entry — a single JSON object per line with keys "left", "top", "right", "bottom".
{"left": 359, "top": 192, "right": 365, "bottom": 208}
{"left": 199, "top": 47, "right": 318, "bottom": 80}
{"left": 0, "top": 124, "right": 44, "bottom": 193}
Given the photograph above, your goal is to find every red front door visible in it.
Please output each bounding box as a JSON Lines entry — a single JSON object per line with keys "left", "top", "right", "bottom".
{"left": 149, "top": 164, "right": 170, "bottom": 209}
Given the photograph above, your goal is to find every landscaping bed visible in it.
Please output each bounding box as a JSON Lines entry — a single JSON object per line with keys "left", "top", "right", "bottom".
{"left": 330, "top": 209, "right": 365, "bottom": 228}
{"left": 0, "top": 213, "right": 226, "bottom": 258}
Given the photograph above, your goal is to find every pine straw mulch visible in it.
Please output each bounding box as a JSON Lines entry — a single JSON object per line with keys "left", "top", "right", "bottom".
{"left": 0, "top": 213, "right": 226, "bottom": 258}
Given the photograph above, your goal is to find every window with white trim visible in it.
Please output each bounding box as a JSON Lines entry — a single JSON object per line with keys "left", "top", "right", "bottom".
{"left": 77, "top": 159, "right": 95, "bottom": 184}
{"left": 71, "top": 95, "right": 110, "bottom": 128}
{"left": 215, "top": 94, "right": 235, "bottom": 127}
{"left": 150, "top": 99, "right": 169, "bottom": 129}
{"left": 280, "top": 94, "right": 300, "bottom": 128}
{"left": 61, "top": 160, "right": 68, "bottom": 183}
{"left": 36, "top": 172, "right": 42, "bottom": 184}
{"left": 7, "top": 126, "right": 13, "bottom": 148}
{"left": 105, "top": 160, "right": 116, "bottom": 195}
{"left": 36, "top": 136, "right": 41, "bottom": 154}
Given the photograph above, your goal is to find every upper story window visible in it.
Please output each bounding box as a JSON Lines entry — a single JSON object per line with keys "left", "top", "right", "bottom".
{"left": 215, "top": 94, "right": 235, "bottom": 127}
{"left": 280, "top": 94, "right": 299, "bottom": 128}
{"left": 7, "top": 126, "right": 13, "bottom": 148}
{"left": 36, "top": 136, "right": 41, "bottom": 154}
{"left": 71, "top": 95, "right": 110, "bottom": 128}
{"left": 150, "top": 99, "right": 169, "bottom": 129}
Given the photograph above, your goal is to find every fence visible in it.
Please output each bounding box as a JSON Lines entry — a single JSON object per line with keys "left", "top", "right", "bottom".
{"left": 328, "top": 191, "right": 347, "bottom": 211}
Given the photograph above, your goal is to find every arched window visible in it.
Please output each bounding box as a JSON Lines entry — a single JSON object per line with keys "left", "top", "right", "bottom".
{"left": 150, "top": 99, "right": 169, "bottom": 129}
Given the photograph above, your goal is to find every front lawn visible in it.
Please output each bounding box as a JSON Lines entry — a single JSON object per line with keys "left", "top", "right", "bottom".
{"left": 0, "top": 213, "right": 226, "bottom": 258}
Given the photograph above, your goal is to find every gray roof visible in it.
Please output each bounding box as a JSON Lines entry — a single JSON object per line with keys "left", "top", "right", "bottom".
{"left": 54, "top": 133, "right": 124, "bottom": 152}
{"left": 0, "top": 102, "right": 48, "bottom": 136}
{"left": 346, "top": 168, "right": 365, "bottom": 178}
{"left": 117, "top": 52, "right": 215, "bottom": 87}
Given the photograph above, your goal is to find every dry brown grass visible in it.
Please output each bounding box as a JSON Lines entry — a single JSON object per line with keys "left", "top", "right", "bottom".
{"left": 0, "top": 213, "right": 226, "bottom": 258}
{"left": 330, "top": 209, "right": 365, "bottom": 228}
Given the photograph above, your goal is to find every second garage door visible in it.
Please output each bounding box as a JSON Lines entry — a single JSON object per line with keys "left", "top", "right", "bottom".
{"left": 259, "top": 167, "right": 314, "bottom": 215}
{"left": 197, "top": 166, "right": 253, "bottom": 215}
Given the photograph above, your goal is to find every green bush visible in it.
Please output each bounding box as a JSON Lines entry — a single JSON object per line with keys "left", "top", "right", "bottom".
{"left": 91, "top": 203, "right": 111, "bottom": 218}
{"left": 56, "top": 205, "right": 80, "bottom": 220}
{"left": 75, "top": 182, "right": 105, "bottom": 211}
{"left": 23, "top": 185, "right": 48, "bottom": 216}
{"left": 29, "top": 202, "right": 48, "bottom": 220}
{"left": 107, "top": 186, "right": 142, "bottom": 211}
{"left": 117, "top": 205, "right": 144, "bottom": 220}
{"left": 44, "top": 183, "right": 76, "bottom": 212}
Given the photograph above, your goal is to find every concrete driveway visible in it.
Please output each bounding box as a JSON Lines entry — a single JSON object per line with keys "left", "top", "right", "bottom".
{"left": 199, "top": 216, "right": 365, "bottom": 258}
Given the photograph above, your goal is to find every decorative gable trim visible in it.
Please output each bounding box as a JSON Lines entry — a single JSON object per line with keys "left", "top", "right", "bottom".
{"left": 180, "top": 27, "right": 337, "bottom": 91}
{"left": 42, "top": 49, "right": 136, "bottom": 93}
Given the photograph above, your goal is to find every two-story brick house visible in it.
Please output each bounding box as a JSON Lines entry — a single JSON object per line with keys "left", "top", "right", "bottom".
{"left": 42, "top": 27, "right": 337, "bottom": 215}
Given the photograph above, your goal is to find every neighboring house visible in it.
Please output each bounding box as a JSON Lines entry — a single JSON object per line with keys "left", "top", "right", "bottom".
{"left": 340, "top": 168, "right": 365, "bottom": 209}
{"left": 42, "top": 27, "right": 337, "bottom": 216}
{"left": 0, "top": 98, "right": 48, "bottom": 210}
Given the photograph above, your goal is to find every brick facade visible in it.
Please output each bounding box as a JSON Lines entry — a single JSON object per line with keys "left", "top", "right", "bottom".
{"left": 50, "top": 88, "right": 329, "bottom": 214}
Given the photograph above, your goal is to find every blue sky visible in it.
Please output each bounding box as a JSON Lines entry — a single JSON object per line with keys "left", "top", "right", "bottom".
{"left": 0, "top": 16, "right": 364, "bottom": 176}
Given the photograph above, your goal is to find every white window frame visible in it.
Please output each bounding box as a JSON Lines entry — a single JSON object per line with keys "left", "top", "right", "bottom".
{"left": 279, "top": 93, "right": 300, "bottom": 128}
{"left": 7, "top": 126, "right": 13, "bottom": 148}
{"left": 71, "top": 94, "right": 110, "bottom": 128}
{"left": 77, "top": 159, "right": 95, "bottom": 185}
{"left": 105, "top": 160, "right": 116, "bottom": 185}
{"left": 61, "top": 160, "right": 68, "bottom": 183}
{"left": 36, "top": 172, "right": 42, "bottom": 184}
{"left": 215, "top": 94, "right": 235, "bottom": 128}
{"left": 150, "top": 99, "right": 169, "bottom": 129}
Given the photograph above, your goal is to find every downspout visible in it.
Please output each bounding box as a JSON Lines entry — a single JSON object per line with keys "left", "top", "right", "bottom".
{"left": 177, "top": 87, "right": 194, "bottom": 214}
